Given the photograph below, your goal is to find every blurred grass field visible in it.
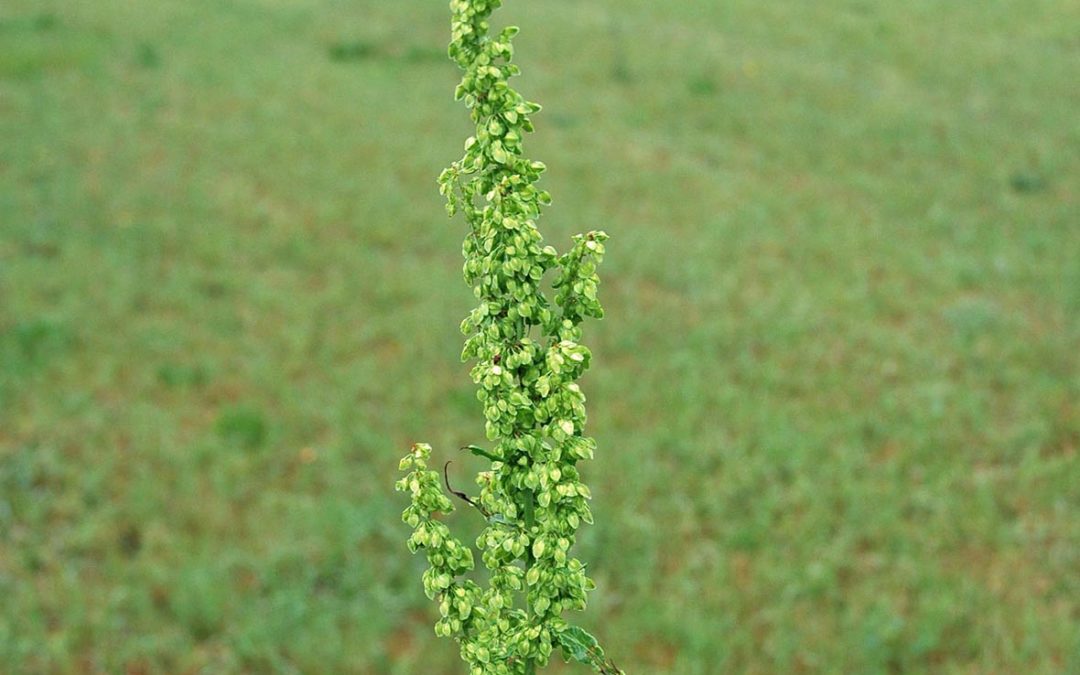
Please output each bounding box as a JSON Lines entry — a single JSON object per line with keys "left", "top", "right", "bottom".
{"left": 1, "top": 0, "right": 1078, "bottom": 673}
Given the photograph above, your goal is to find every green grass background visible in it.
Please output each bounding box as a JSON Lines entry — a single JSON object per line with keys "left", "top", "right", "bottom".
{"left": 1, "top": 0, "right": 1077, "bottom": 673}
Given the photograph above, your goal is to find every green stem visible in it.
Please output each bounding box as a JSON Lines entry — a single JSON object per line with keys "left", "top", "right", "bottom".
{"left": 523, "top": 488, "right": 537, "bottom": 675}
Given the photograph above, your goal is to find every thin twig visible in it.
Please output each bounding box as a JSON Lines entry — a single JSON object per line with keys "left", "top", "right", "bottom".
{"left": 443, "top": 461, "right": 491, "bottom": 517}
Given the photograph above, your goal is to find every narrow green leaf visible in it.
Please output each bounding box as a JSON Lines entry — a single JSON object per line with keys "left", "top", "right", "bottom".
{"left": 461, "top": 444, "right": 502, "bottom": 462}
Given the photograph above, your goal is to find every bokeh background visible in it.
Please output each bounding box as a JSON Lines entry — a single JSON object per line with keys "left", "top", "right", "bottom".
{"left": 2, "top": 1, "right": 1077, "bottom": 673}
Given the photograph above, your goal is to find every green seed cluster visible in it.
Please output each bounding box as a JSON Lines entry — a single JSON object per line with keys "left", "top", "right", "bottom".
{"left": 397, "top": 1, "right": 616, "bottom": 673}
{"left": 398, "top": 444, "right": 481, "bottom": 640}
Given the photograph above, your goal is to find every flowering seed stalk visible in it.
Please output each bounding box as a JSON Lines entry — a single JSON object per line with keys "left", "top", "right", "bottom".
{"left": 396, "top": 1, "right": 621, "bottom": 673}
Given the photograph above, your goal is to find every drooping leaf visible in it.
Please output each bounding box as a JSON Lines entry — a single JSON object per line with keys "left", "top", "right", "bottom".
{"left": 555, "top": 626, "right": 626, "bottom": 674}
{"left": 555, "top": 625, "right": 601, "bottom": 664}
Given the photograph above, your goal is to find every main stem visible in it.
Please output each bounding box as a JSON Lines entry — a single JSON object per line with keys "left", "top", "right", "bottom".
{"left": 524, "top": 490, "right": 537, "bottom": 675}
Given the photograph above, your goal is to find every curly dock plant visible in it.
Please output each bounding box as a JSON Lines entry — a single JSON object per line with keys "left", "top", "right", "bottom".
{"left": 396, "top": 1, "right": 621, "bottom": 673}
